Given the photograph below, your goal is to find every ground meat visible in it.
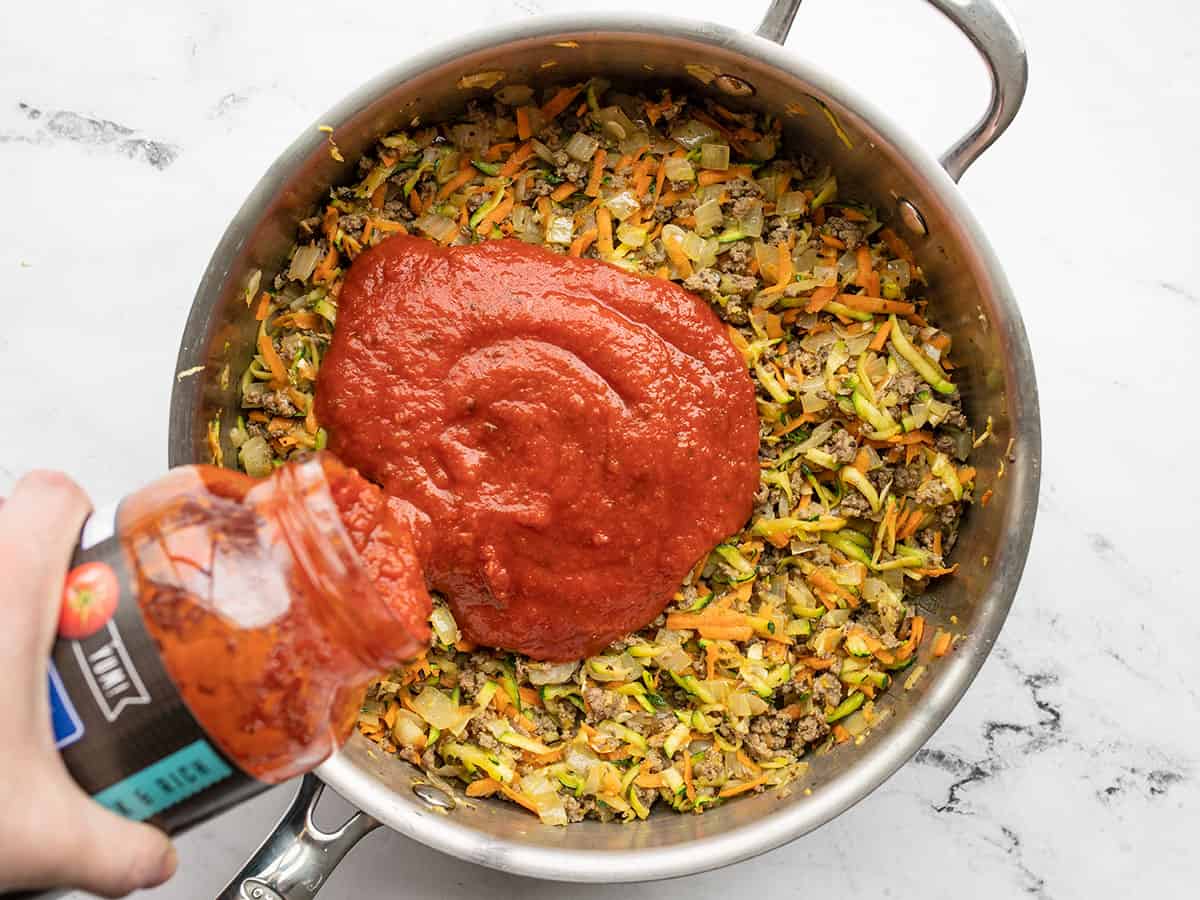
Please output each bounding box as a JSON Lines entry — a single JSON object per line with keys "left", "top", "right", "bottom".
{"left": 745, "top": 713, "right": 790, "bottom": 762}
{"left": 643, "top": 240, "right": 666, "bottom": 265}
{"left": 812, "top": 673, "right": 843, "bottom": 710}
{"left": 719, "top": 240, "right": 753, "bottom": 274}
{"left": 837, "top": 490, "right": 872, "bottom": 518}
{"left": 822, "top": 216, "right": 864, "bottom": 250}
{"left": 670, "top": 178, "right": 693, "bottom": 193}
{"left": 693, "top": 747, "right": 724, "bottom": 782}
{"left": 893, "top": 463, "right": 924, "bottom": 493}
{"left": 649, "top": 712, "right": 677, "bottom": 736}
{"left": 718, "top": 296, "right": 750, "bottom": 325}
{"left": 643, "top": 749, "right": 669, "bottom": 773}
{"left": 672, "top": 197, "right": 698, "bottom": 218}
{"left": 683, "top": 269, "right": 721, "bottom": 295}
{"left": 456, "top": 666, "right": 485, "bottom": 701}
{"left": 466, "top": 193, "right": 487, "bottom": 213}
{"left": 811, "top": 543, "right": 833, "bottom": 566}
{"left": 562, "top": 794, "right": 597, "bottom": 823}
{"left": 792, "top": 714, "right": 829, "bottom": 748}
{"left": 528, "top": 177, "right": 556, "bottom": 198}
{"left": 559, "top": 160, "right": 587, "bottom": 183}
{"left": 765, "top": 217, "right": 795, "bottom": 245}
{"left": 381, "top": 197, "right": 415, "bottom": 221}
{"left": 794, "top": 349, "right": 821, "bottom": 375}
{"left": 465, "top": 714, "right": 501, "bottom": 752}
{"left": 529, "top": 710, "right": 561, "bottom": 744}
{"left": 337, "top": 214, "right": 366, "bottom": 238}
{"left": 823, "top": 428, "right": 858, "bottom": 465}
{"left": 730, "top": 196, "right": 759, "bottom": 219}
{"left": 243, "top": 382, "right": 299, "bottom": 417}
{"left": 583, "top": 687, "right": 626, "bottom": 723}
{"left": 889, "top": 371, "right": 923, "bottom": 405}
{"left": 725, "top": 178, "right": 762, "bottom": 199}
{"left": 915, "top": 478, "right": 954, "bottom": 507}
{"left": 719, "top": 272, "right": 759, "bottom": 298}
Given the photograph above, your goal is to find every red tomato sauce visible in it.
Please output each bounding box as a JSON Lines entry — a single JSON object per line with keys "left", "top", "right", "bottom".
{"left": 123, "top": 454, "right": 430, "bottom": 782}
{"left": 316, "top": 236, "right": 759, "bottom": 660}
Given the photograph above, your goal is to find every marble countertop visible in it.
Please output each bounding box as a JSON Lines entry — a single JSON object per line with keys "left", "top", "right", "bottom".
{"left": 3, "top": 0, "right": 1195, "bottom": 896}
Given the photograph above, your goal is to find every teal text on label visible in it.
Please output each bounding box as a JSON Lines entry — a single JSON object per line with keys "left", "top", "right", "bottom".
{"left": 93, "top": 739, "right": 233, "bottom": 821}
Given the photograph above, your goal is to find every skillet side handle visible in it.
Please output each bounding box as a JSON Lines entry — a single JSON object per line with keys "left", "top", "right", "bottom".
{"left": 755, "top": 0, "right": 1028, "bottom": 182}
{"left": 215, "top": 775, "right": 379, "bottom": 900}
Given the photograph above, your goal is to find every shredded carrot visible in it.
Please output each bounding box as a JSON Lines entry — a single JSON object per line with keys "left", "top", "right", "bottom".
{"left": 719, "top": 775, "right": 769, "bottom": 798}
{"left": 550, "top": 181, "right": 576, "bottom": 203}
{"left": 932, "top": 630, "right": 953, "bottom": 657}
{"left": 454, "top": 638, "right": 477, "bottom": 653}
{"left": 885, "top": 430, "right": 934, "bottom": 445}
{"left": 254, "top": 291, "right": 271, "bottom": 321}
{"left": 632, "top": 158, "right": 654, "bottom": 198}
{"left": 764, "top": 312, "right": 784, "bottom": 340}
{"left": 466, "top": 778, "right": 501, "bottom": 798}
{"left": 736, "top": 749, "right": 763, "bottom": 776}
{"left": 697, "top": 165, "right": 753, "bottom": 187}
{"left": 682, "top": 747, "right": 696, "bottom": 802}
{"left": 585, "top": 148, "right": 607, "bottom": 197}
{"left": 807, "top": 569, "right": 858, "bottom": 606}
{"left": 311, "top": 245, "right": 339, "bottom": 284}
{"left": 770, "top": 413, "right": 820, "bottom": 437}
{"left": 518, "top": 686, "right": 543, "bottom": 708}
{"left": 569, "top": 228, "right": 597, "bottom": 257}
{"left": 758, "top": 242, "right": 794, "bottom": 297}
{"left": 635, "top": 772, "right": 665, "bottom": 789}
{"left": 596, "top": 207, "right": 614, "bottom": 256}
{"left": 836, "top": 293, "right": 915, "bottom": 315}
{"left": 515, "top": 107, "right": 533, "bottom": 141}
{"left": 980, "top": 488, "right": 994, "bottom": 506}
{"left": 499, "top": 141, "right": 535, "bottom": 178}
{"left": 436, "top": 160, "right": 476, "bottom": 201}
{"left": 540, "top": 84, "right": 584, "bottom": 121}
{"left": 852, "top": 448, "right": 871, "bottom": 474}
{"left": 662, "top": 229, "right": 693, "bottom": 278}
{"left": 653, "top": 153, "right": 670, "bottom": 200}
{"left": 812, "top": 207, "right": 826, "bottom": 226}
{"left": 369, "top": 184, "right": 386, "bottom": 210}
{"left": 868, "top": 318, "right": 893, "bottom": 351}
{"left": 897, "top": 509, "right": 926, "bottom": 539}
{"left": 706, "top": 642, "right": 719, "bottom": 681}
{"left": 370, "top": 218, "right": 408, "bottom": 234}
{"left": 854, "top": 245, "right": 875, "bottom": 291}
{"left": 257, "top": 333, "right": 288, "bottom": 386}
{"left": 880, "top": 226, "right": 916, "bottom": 266}
{"left": 485, "top": 141, "right": 516, "bottom": 162}
{"left": 932, "top": 531, "right": 943, "bottom": 558}
{"left": 408, "top": 190, "right": 423, "bottom": 215}
{"left": 820, "top": 233, "right": 846, "bottom": 249}
{"left": 805, "top": 285, "right": 838, "bottom": 313}
{"left": 361, "top": 219, "right": 376, "bottom": 245}
{"left": 832, "top": 725, "right": 851, "bottom": 744}
{"left": 499, "top": 783, "right": 542, "bottom": 816}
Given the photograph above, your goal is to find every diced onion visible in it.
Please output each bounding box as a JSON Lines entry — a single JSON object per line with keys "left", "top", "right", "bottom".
{"left": 525, "top": 661, "right": 579, "bottom": 686}
{"left": 693, "top": 198, "right": 723, "bottom": 236}
{"left": 287, "top": 245, "right": 323, "bottom": 282}
{"left": 531, "top": 139, "right": 557, "bottom": 164}
{"left": 564, "top": 132, "right": 600, "bottom": 161}
{"left": 546, "top": 215, "right": 575, "bottom": 245}
{"left": 595, "top": 106, "right": 638, "bottom": 139}
{"left": 664, "top": 157, "right": 695, "bottom": 183}
{"left": 619, "top": 131, "right": 651, "bottom": 155}
{"left": 604, "top": 190, "right": 641, "bottom": 221}
{"left": 414, "top": 213, "right": 460, "bottom": 243}
{"left": 391, "top": 710, "right": 426, "bottom": 748}
{"left": 238, "top": 435, "right": 273, "bottom": 479}
{"left": 671, "top": 118, "right": 718, "bottom": 148}
{"left": 430, "top": 605, "right": 460, "bottom": 647}
{"left": 700, "top": 143, "right": 730, "bottom": 171}
{"left": 777, "top": 191, "right": 808, "bottom": 218}
{"left": 411, "top": 686, "right": 461, "bottom": 729}
{"left": 616, "top": 222, "right": 649, "bottom": 247}
{"left": 495, "top": 84, "right": 534, "bottom": 106}
{"left": 737, "top": 202, "right": 764, "bottom": 238}
{"left": 681, "top": 230, "right": 706, "bottom": 263}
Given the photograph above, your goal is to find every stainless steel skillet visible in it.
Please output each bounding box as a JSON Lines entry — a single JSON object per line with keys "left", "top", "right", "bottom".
{"left": 167, "top": 2, "right": 1039, "bottom": 896}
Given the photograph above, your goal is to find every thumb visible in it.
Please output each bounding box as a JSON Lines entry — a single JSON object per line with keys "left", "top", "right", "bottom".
{"left": 56, "top": 794, "right": 177, "bottom": 898}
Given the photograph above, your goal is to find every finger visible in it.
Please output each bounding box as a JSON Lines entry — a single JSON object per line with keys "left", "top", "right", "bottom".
{"left": 55, "top": 795, "right": 177, "bottom": 898}
{"left": 0, "top": 470, "right": 92, "bottom": 652}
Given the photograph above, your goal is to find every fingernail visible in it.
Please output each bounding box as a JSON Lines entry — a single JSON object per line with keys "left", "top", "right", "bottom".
{"left": 151, "top": 844, "right": 178, "bottom": 887}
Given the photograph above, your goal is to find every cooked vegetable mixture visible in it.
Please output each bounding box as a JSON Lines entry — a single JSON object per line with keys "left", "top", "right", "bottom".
{"left": 231, "top": 80, "right": 984, "bottom": 824}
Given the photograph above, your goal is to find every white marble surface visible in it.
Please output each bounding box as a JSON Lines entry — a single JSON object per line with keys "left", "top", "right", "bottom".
{"left": 3, "top": 0, "right": 1197, "bottom": 896}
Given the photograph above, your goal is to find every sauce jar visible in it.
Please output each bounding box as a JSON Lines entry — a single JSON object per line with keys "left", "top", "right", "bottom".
{"left": 48, "top": 453, "right": 429, "bottom": 833}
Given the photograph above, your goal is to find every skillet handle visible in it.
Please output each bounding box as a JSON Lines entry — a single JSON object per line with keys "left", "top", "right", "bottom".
{"left": 215, "top": 775, "right": 378, "bottom": 900}
{"left": 755, "top": 0, "right": 1028, "bottom": 181}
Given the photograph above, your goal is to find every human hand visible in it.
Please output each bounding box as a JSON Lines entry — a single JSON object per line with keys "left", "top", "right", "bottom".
{"left": 0, "top": 471, "right": 177, "bottom": 897}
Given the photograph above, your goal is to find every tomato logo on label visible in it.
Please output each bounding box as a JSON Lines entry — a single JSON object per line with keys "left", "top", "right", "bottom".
{"left": 59, "top": 562, "right": 120, "bottom": 640}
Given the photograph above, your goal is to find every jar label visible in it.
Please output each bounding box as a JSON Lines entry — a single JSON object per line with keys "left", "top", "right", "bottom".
{"left": 51, "top": 504, "right": 263, "bottom": 833}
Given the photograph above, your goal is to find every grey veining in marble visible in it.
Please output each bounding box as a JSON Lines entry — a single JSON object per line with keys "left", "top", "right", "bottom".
{"left": 3, "top": 0, "right": 1197, "bottom": 897}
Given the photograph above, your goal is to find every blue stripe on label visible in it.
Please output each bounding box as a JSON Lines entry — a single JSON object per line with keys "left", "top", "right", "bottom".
{"left": 93, "top": 740, "right": 234, "bottom": 821}
{"left": 49, "top": 661, "right": 85, "bottom": 749}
